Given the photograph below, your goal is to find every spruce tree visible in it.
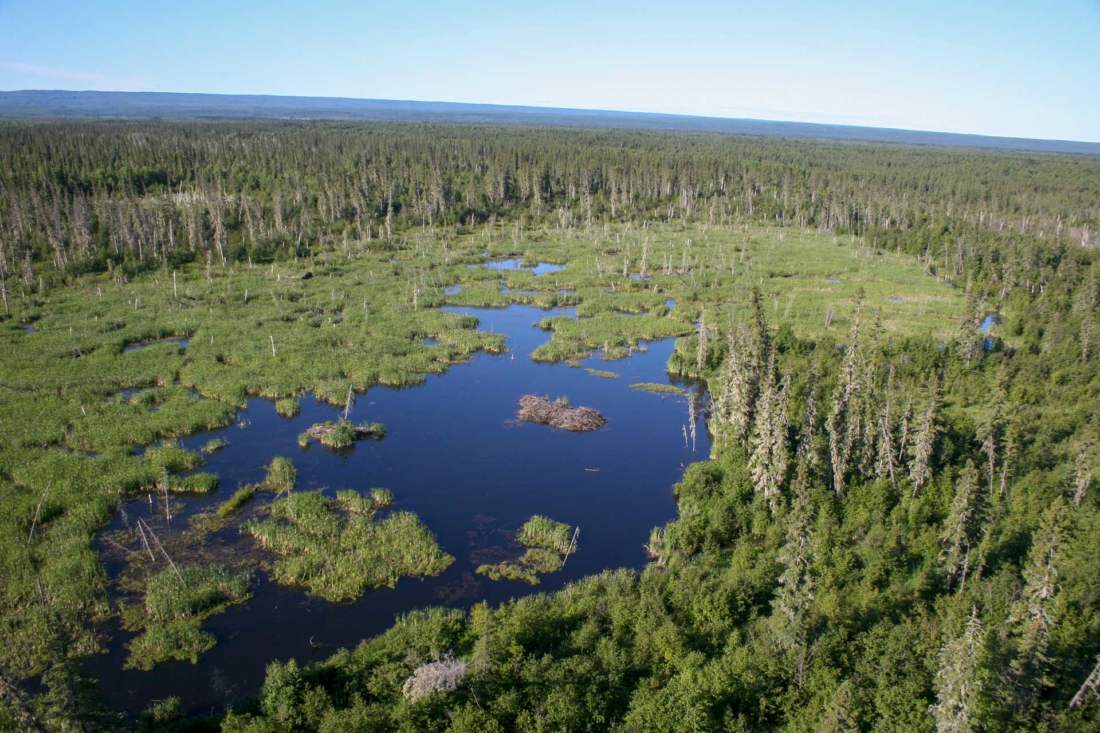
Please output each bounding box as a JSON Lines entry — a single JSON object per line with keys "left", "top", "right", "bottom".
{"left": 909, "top": 380, "right": 941, "bottom": 497}
{"left": 749, "top": 349, "right": 790, "bottom": 513}
{"left": 773, "top": 450, "right": 816, "bottom": 684}
{"left": 940, "top": 462, "right": 983, "bottom": 590}
{"left": 1003, "top": 500, "right": 1067, "bottom": 711}
{"left": 930, "top": 607, "right": 985, "bottom": 733}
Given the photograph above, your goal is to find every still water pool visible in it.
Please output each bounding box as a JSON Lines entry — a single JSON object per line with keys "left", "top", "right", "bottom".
{"left": 87, "top": 302, "right": 708, "bottom": 716}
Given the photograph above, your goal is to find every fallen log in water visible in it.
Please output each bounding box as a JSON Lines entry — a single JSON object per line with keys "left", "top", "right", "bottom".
{"left": 516, "top": 395, "right": 606, "bottom": 432}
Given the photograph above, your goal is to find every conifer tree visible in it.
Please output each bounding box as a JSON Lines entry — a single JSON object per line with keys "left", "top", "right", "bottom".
{"left": 940, "top": 462, "right": 983, "bottom": 590}
{"left": 749, "top": 349, "right": 790, "bottom": 512}
{"left": 716, "top": 326, "right": 756, "bottom": 446}
{"left": 1003, "top": 500, "right": 1067, "bottom": 711}
{"left": 1072, "top": 440, "right": 1093, "bottom": 508}
{"left": 930, "top": 607, "right": 985, "bottom": 733}
{"left": 773, "top": 450, "right": 816, "bottom": 684}
{"left": 826, "top": 297, "right": 865, "bottom": 495}
{"left": 696, "top": 309, "right": 709, "bottom": 374}
{"left": 909, "top": 380, "right": 941, "bottom": 497}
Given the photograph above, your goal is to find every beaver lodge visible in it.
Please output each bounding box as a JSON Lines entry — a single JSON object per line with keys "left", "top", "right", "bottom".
{"left": 298, "top": 420, "right": 385, "bottom": 449}
{"left": 516, "top": 395, "right": 607, "bottom": 432}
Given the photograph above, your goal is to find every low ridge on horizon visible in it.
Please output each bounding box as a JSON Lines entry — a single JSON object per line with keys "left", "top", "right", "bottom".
{"left": 2, "top": 88, "right": 1097, "bottom": 155}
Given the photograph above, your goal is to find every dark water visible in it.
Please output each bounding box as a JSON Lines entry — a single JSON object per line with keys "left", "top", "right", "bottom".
{"left": 481, "top": 258, "right": 564, "bottom": 276}
{"left": 981, "top": 313, "right": 998, "bottom": 350}
{"left": 86, "top": 303, "right": 708, "bottom": 717}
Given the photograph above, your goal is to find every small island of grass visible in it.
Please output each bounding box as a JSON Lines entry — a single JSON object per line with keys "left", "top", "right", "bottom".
{"left": 244, "top": 489, "right": 452, "bottom": 602}
{"left": 122, "top": 564, "right": 252, "bottom": 670}
{"left": 477, "top": 515, "right": 578, "bottom": 585}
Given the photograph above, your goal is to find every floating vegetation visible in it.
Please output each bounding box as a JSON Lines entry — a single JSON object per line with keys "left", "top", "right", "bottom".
{"left": 200, "top": 438, "right": 228, "bottom": 454}
{"left": 476, "top": 515, "right": 578, "bottom": 585}
{"left": 629, "top": 382, "right": 685, "bottom": 395}
{"left": 264, "top": 456, "right": 296, "bottom": 494}
{"left": 297, "top": 419, "right": 385, "bottom": 449}
{"left": 274, "top": 397, "right": 300, "bottom": 418}
{"left": 243, "top": 490, "right": 452, "bottom": 602}
{"left": 205, "top": 456, "right": 295, "bottom": 524}
{"left": 215, "top": 484, "right": 258, "bottom": 519}
{"left": 584, "top": 368, "right": 620, "bottom": 380}
{"left": 169, "top": 472, "right": 218, "bottom": 493}
{"left": 122, "top": 564, "right": 252, "bottom": 670}
{"left": 516, "top": 395, "right": 606, "bottom": 432}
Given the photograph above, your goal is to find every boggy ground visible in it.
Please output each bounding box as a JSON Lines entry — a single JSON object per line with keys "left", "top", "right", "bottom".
{"left": 0, "top": 222, "right": 963, "bottom": 686}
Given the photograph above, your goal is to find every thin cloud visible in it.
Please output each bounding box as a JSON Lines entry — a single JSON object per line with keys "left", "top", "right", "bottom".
{"left": 0, "top": 61, "right": 148, "bottom": 89}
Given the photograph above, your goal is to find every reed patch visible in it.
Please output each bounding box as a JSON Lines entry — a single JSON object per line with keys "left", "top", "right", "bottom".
{"left": 244, "top": 489, "right": 452, "bottom": 602}
{"left": 476, "top": 515, "right": 578, "bottom": 585}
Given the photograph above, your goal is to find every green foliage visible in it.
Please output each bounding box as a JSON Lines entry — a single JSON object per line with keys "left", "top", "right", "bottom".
{"left": 264, "top": 456, "right": 296, "bottom": 495}
{"left": 477, "top": 516, "right": 576, "bottom": 585}
{"left": 200, "top": 437, "right": 228, "bottom": 454}
{"left": 630, "top": 382, "right": 685, "bottom": 395}
{"left": 244, "top": 490, "right": 452, "bottom": 602}
{"left": 123, "top": 564, "right": 252, "bottom": 670}
{"left": 215, "top": 484, "right": 259, "bottom": 520}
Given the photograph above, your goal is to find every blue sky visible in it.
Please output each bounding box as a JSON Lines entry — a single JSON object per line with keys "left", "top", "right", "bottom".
{"left": 1, "top": 0, "right": 1097, "bottom": 141}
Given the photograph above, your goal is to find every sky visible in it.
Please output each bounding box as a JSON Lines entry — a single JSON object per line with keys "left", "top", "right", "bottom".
{"left": 0, "top": 0, "right": 1098, "bottom": 142}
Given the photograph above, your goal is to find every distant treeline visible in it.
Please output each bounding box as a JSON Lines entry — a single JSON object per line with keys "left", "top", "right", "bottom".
{"left": 1, "top": 120, "right": 1098, "bottom": 281}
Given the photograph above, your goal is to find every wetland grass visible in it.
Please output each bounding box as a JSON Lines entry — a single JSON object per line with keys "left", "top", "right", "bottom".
{"left": 629, "top": 382, "right": 685, "bottom": 395}
{"left": 122, "top": 564, "right": 252, "bottom": 670}
{"left": 0, "top": 217, "right": 963, "bottom": 687}
{"left": 199, "top": 438, "right": 228, "bottom": 454}
{"left": 243, "top": 490, "right": 452, "bottom": 602}
{"left": 477, "top": 515, "right": 578, "bottom": 585}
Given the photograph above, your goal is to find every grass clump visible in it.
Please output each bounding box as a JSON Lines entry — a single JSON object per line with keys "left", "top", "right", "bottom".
{"left": 297, "top": 420, "right": 385, "bottom": 449}
{"left": 215, "top": 485, "right": 258, "bottom": 519}
{"left": 274, "top": 397, "right": 300, "bottom": 418}
{"left": 145, "top": 442, "right": 203, "bottom": 474}
{"left": 169, "top": 472, "right": 218, "bottom": 494}
{"left": 123, "top": 564, "right": 252, "bottom": 670}
{"left": 629, "top": 382, "right": 685, "bottom": 395}
{"left": 244, "top": 490, "right": 452, "bottom": 602}
{"left": 264, "top": 456, "right": 297, "bottom": 494}
{"left": 200, "top": 438, "right": 228, "bottom": 454}
{"left": 584, "top": 368, "right": 620, "bottom": 379}
{"left": 477, "top": 515, "right": 577, "bottom": 586}
{"left": 207, "top": 455, "right": 297, "bottom": 523}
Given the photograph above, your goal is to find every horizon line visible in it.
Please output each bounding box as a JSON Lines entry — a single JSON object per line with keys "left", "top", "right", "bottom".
{"left": 3, "top": 88, "right": 1099, "bottom": 148}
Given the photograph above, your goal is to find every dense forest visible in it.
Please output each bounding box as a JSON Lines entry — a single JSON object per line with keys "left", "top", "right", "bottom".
{"left": 0, "top": 121, "right": 1098, "bottom": 732}
{"left": 2, "top": 120, "right": 1099, "bottom": 282}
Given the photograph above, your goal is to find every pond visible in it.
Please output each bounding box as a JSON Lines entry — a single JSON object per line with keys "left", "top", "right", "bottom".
{"left": 981, "top": 313, "right": 998, "bottom": 350}
{"left": 86, "top": 302, "right": 708, "bottom": 717}
{"left": 480, "top": 258, "right": 565, "bottom": 276}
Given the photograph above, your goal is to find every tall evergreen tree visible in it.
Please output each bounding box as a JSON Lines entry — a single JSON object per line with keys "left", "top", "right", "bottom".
{"left": 1003, "top": 500, "right": 1067, "bottom": 711}
{"left": 940, "top": 462, "right": 984, "bottom": 590}
{"left": 909, "top": 379, "right": 941, "bottom": 496}
{"left": 931, "top": 607, "right": 985, "bottom": 733}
